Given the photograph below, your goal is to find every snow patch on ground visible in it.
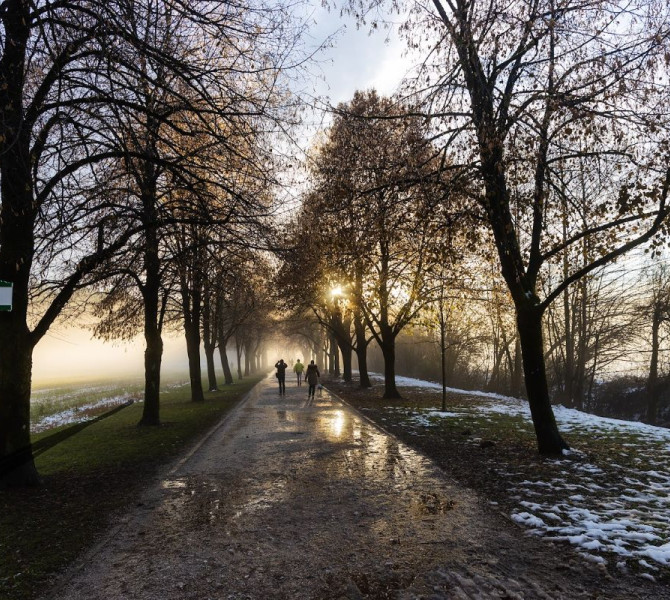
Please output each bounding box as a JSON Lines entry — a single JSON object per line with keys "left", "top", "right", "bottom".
{"left": 373, "top": 372, "right": 670, "bottom": 577}
{"left": 369, "top": 373, "right": 516, "bottom": 402}
{"left": 31, "top": 396, "right": 135, "bottom": 433}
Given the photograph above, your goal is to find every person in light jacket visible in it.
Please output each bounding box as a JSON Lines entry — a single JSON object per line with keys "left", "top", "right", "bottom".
{"left": 293, "top": 359, "right": 305, "bottom": 386}
{"left": 304, "top": 360, "right": 320, "bottom": 398}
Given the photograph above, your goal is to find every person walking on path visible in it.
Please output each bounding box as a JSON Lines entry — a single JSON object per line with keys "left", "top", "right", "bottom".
{"left": 293, "top": 359, "right": 305, "bottom": 386}
{"left": 305, "top": 360, "right": 320, "bottom": 398}
{"left": 275, "top": 359, "right": 288, "bottom": 395}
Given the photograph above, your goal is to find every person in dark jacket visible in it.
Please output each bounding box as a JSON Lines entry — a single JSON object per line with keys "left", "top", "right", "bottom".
{"left": 304, "top": 360, "right": 320, "bottom": 398}
{"left": 275, "top": 359, "right": 288, "bottom": 395}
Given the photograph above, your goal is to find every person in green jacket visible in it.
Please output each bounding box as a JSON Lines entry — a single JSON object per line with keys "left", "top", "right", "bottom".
{"left": 293, "top": 359, "right": 305, "bottom": 386}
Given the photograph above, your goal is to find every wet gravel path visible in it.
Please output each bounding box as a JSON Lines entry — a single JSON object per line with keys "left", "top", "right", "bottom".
{"left": 43, "top": 376, "right": 651, "bottom": 599}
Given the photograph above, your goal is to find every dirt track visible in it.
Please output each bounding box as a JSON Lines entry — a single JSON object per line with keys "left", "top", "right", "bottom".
{"left": 42, "top": 375, "right": 664, "bottom": 599}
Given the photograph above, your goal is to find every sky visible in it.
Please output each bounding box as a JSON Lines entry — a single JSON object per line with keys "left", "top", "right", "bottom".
{"left": 33, "top": 327, "right": 184, "bottom": 385}
{"left": 31, "top": 6, "right": 413, "bottom": 385}
{"left": 302, "top": 5, "right": 412, "bottom": 106}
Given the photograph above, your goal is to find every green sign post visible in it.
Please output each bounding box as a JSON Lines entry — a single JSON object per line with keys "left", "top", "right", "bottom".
{"left": 0, "top": 280, "right": 12, "bottom": 311}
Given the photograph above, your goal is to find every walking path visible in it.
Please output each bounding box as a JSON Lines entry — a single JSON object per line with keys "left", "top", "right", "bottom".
{"left": 45, "top": 375, "right": 622, "bottom": 599}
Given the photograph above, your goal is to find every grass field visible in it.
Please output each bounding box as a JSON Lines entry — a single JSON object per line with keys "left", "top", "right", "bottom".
{"left": 1, "top": 374, "right": 264, "bottom": 600}
{"left": 29, "top": 374, "right": 192, "bottom": 430}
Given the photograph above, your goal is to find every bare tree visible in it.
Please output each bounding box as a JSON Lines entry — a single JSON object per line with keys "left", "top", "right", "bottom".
{"left": 302, "top": 90, "right": 454, "bottom": 398}
{"left": 393, "top": 0, "right": 670, "bottom": 453}
{"left": 642, "top": 266, "right": 670, "bottom": 424}
{"left": 0, "top": 0, "right": 175, "bottom": 486}
{"left": 0, "top": 0, "right": 308, "bottom": 486}
{"left": 215, "top": 261, "right": 259, "bottom": 384}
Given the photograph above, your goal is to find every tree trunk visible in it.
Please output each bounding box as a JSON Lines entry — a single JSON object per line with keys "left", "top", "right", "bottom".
{"left": 561, "top": 202, "right": 576, "bottom": 407}
{"left": 510, "top": 337, "right": 523, "bottom": 398}
{"left": 572, "top": 278, "right": 588, "bottom": 411}
{"left": 181, "top": 269, "right": 205, "bottom": 403}
{"left": 486, "top": 346, "right": 505, "bottom": 393}
{"left": 139, "top": 195, "right": 163, "bottom": 426}
{"left": 440, "top": 304, "right": 447, "bottom": 411}
{"left": 0, "top": 1, "right": 40, "bottom": 486}
{"left": 204, "top": 345, "right": 218, "bottom": 391}
{"left": 247, "top": 342, "right": 255, "bottom": 374}
{"left": 0, "top": 333, "right": 39, "bottom": 487}
{"left": 379, "top": 327, "right": 401, "bottom": 399}
{"left": 235, "top": 338, "right": 243, "bottom": 379}
{"left": 355, "top": 345, "right": 371, "bottom": 388}
{"left": 184, "top": 319, "right": 205, "bottom": 402}
{"left": 333, "top": 337, "right": 340, "bottom": 376}
{"left": 251, "top": 341, "right": 261, "bottom": 373}
{"left": 202, "top": 290, "right": 218, "bottom": 391}
{"left": 218, "top": 341, "right": 234, "bottom": 384}
{"left": 352, "top": 266, "right": 371, "bottom": 387}
{"left": 647, "top": 305, "right": 661, "bottom": 425}
{"left": 354, "top": 314, "right": 371, "bottom": 388}
{"left": 482, "top": 155, "right": 565, "bottom": 450}
{"left": 340, "top": 343, "right": 352, "bottom": 382}
{"left": 517, "top": 306, "right": 568, "bottom": 454}
{"left": 322, "top": 332, "right": 328, "bottom": 372}
{"left": 217, "top": 330, "right": 234, "bottom": 384}
{"left": 141, "top": 323, "right": 163, "bottom": 426}
{"left": 586, "top": 331, "right": 600, "bottom": 412}
{"left": 327, "top": 334, "right": 335, "bottom": 375}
